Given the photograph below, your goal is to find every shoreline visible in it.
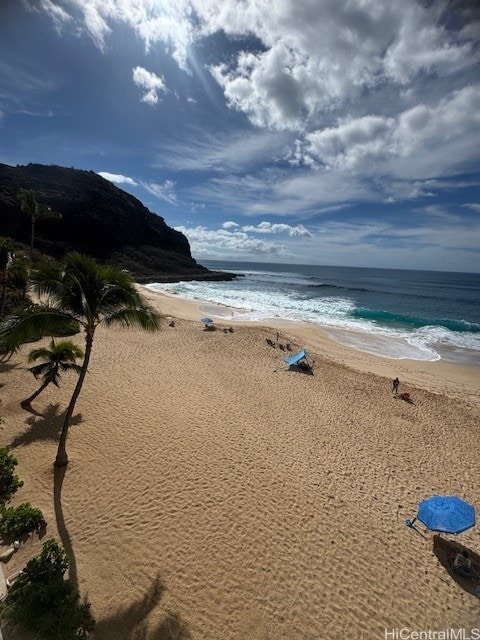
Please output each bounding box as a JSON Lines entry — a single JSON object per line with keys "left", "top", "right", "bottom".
{"left": 141, "top": 285, "right": 480, "bottom": 406}
{"left": 1, "top": 283, "right": 479, "bottom": 638}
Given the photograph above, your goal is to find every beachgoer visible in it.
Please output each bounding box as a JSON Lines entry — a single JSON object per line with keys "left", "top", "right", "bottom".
{"left": 392, "top": 377, "right": 399, "bottom": 394}
{"left": 453, "top": 550, "right": 473, "bottom": 577}
{"left": 276, "top": 331, "right": 280, "bottom": 342}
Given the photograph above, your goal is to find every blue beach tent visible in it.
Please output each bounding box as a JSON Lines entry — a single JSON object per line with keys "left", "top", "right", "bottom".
{"left": 284, "top": 349, "right": 308, "bottom": 366}
{"left": 200, "top": 317, "right": 214, "bottom": 324}
{"left": 406, "top": 495, "right": 475, "bottom": 534}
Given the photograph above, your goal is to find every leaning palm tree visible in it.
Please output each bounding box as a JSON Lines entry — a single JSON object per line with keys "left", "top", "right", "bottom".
{"left": 0, "top": 253, "right": 159, "bottom": 466}
{"left": 0, "top": 237, "right": 14, "bottom": 318}
{"left": 22, "top": 339, "right": 83, "bottom": 407}
{"left": 17, "top": 189, "right": 62, "bottom": 262}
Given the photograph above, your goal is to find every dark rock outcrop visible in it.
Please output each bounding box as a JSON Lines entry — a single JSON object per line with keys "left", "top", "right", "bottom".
{"left": 0, "top": 163, "right": 235, "bottom": 282}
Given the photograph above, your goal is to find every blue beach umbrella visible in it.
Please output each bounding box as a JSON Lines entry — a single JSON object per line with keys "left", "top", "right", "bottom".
{"left": 200, "top": 317, "right": 214, "bottom": 324}
{"left": 406, "top": 495, "right": 475, "bottom": 534}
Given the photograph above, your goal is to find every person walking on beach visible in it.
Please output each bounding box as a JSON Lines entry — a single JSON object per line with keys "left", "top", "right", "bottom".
{"left": 392, "top": 377, "right": 399, "bottom": 395}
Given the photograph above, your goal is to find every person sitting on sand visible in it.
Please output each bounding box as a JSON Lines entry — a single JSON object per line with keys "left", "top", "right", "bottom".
{"left": 392, "top": 377, "right": 399, "bottom": 395}
{"left": 453, "top": 550, "right": 473, "bottom": 577}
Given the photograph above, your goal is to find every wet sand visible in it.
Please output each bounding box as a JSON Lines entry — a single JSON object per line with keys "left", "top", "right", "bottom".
{"left": 1, "top": 287, "right": 479, "bottom": 639}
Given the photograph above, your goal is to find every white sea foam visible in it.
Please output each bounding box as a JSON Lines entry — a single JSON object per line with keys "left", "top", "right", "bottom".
{"left": 146, "top": 278, "right": 480, "bottom": 364}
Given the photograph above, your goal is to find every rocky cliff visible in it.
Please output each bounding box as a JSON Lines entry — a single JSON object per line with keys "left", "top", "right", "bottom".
{"left": 0, "top": 163, "right": 233, "bottom": 282}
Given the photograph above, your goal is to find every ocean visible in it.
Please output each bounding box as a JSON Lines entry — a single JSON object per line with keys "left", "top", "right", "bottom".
{"left": 146, "top": 261, "right": 480, "bottom": 365}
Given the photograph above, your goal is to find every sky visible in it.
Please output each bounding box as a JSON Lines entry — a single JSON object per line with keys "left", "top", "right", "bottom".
{"left": 1, "top": 0, "right": 480, "bottom": 272}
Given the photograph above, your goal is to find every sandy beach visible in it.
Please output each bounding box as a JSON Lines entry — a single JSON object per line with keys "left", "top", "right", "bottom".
{"left": 1, "top": 287, "right": 480, "bottom": 639}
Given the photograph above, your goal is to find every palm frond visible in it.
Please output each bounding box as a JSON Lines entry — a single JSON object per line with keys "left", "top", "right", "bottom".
{"left": 28, "top": 362, "right": 51, "bottom": 379}
{"left": 59, "top": 362, "right": 82, "bottom": 374}
{"left": 17, "top": 189, "right": 36, "bottom": 215}
{"left": 28, "top": 347, "right": 53, "bottom": 363}
{"left": 102, "top": 306, "right": 160, "bottom": 331}
{"left": 30, "top": 261, "right": 65, "bottom": 299}
{"left": 0, "top": 308, "right": 80, "bottom": 348}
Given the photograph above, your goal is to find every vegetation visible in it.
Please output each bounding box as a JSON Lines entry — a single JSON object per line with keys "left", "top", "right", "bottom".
{"left": 1, "top": 502, "right": 45, "bottom": 539}
{"left": 17, "top": 188, "right": 61, "bottom": 262}
{"left": 0, "top": 163, "right": 234, "bottom": 281}
{"left": 0, "top": 236, "right": 14, "bottom": 318}
{"left": 0, "top": 252, "right": 160, "bottom": 467}
{"left": 0, "top": 447, "right": 23, "bottom": 508}
{"left": 6, "top": 251, "right": 29, "bottom": 308}
{"left": 0, "top": 538, "right": 95, "bottom": 639}
{"left": 23, "top": 338, "right": 83, "bottom": 406}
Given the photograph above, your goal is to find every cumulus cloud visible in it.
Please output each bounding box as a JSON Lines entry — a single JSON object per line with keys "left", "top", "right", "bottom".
{"left": 204, "top": 0, "right": 477, "bottom": 130}
{"left": 132, "top": 66, "right": 167, "bottom": 105}
{"left": 242, "top": 221, "right": 313, "bottom": 237}
{"left": 32, "top": 0, "right": 480, "bottom": 219}
{"left": 303, "top": 84, "right": 480, "bottom": 179}
{"left": 35, "top": 1, "right": 478, "bottom": 130}
{"left": 98, "top": 171, "right": 138, "bottom": 186}
{"left": 142, "top": 180, "right": 177, "bottom": 203}
{"left": 222, "top": 221, "right": 239, "bottom": 229}
{"left": 175, "top": 225, "right": 289, "bottom": 257}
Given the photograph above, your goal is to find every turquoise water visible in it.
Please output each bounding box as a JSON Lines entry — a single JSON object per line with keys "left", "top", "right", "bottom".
{"left": 147, "top": 262, "right": 480, "bottom": 364}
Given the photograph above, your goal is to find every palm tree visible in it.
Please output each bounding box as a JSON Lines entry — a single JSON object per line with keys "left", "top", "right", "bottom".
{"left": 0, "top": 237, "right": 14, "bottom": 318}
{"left": 17, "top": 189, "right": 62, "bottom": 262}
{"left": 22, "top": 339, "right": 83, "bottom": 407}
{"left": 0, "top": 253, "right": 159, "bottom": 466}
{"left": 7, "top": 253, "right": 29, "bottom": 307}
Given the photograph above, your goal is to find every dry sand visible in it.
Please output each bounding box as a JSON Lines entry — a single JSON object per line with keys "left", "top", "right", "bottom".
{"left": 1, "top": 287, "right": 480, "bottom": 639}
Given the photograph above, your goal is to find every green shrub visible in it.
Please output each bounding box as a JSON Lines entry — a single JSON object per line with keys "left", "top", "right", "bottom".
{"left": 1, "top": 502, "right": 45, "bottom": 539}
{"left": 0, "top": 447, "right": 23, "bottom": 507}
{"left": 0, "top": 539, "right": 95, "bottom": 639}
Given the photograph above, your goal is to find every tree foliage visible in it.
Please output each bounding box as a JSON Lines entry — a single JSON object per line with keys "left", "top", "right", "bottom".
{"left": 23, "top": 339, "right": 83, "bottom": 405}
{"left": 1, "top": 502, "right": 45, "bottom": 539}
{"left": 17, "top": 188, "right": 61, "bottom": 261}
{"left": 0, "top": 252, "right": 160, "bottom": 466}
{"left": 0, "top": 447, "right": 23, "bottom": 508}
{"left": 0, "top": 539, "right": 95, "bottom": 639}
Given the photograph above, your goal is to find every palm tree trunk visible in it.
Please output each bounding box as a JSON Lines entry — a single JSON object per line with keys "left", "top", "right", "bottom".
{"left": 22, "top": 380, "right": 50, "bottom": 406}
{"left": 55, "top": 330, "right": 94, "bottom": 468}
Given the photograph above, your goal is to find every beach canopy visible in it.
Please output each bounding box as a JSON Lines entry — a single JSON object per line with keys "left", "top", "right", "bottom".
{"left": 200, "top": 317, "right": 214, "bottom": 324}
{"left": 284, "top": 349, "right": 307, "bottom": 366}
{"left": 407, "top": 495, "right": 475, "bottom": 534}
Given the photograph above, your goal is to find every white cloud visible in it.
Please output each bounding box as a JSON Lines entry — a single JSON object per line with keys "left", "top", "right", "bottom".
{"left": 36, "top": 1, "right": 478, "bottom": 131}
{"left": 222, "top": 221, "right": 239, "bottom": 229}
{"left": 190, "top": 202, "right": 206, "bottom": 212}
{"left": 98, "top": 171, "right": 138, "bottom": 186}
{"left": 303, "top": 84, "right": 480, "bottom": 180}
{"left": 242, "top": 221, "right": 312, "bottom": 237}
{"left": 132, "top": 66, "right": 167, "bottom": 105}
{"left": 175, "top": 225, "right": 289, "bottom": 257}
{"left": 142, "top": 180, "right": 177, "bottom": 203}
{"left": 204, "top": 0, "right": 478, "bottom": 130}
{"left": 26, "top": 0, "right": 72, "bottom": 32}
{"left": 462, "top": 203, "right": 480, "bottom": 213}
{"left": 153, "top": 129, "right": 291, "bottom": 173}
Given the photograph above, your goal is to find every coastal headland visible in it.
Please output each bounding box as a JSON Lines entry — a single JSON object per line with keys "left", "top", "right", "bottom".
{"left": 1, "top": 287, "right": 479, "bottom": 639}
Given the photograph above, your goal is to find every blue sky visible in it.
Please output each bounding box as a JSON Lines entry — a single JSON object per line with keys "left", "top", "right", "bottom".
{"left": 1, "top": 0, "right": 480, "bottom": 272}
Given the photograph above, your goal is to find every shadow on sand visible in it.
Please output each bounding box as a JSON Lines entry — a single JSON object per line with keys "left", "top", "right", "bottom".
{"left": 9, "top": 403, "right": 82, "bottom": 449}
{"left": 433, "top": 535, "right": 480, "bottom": 597}
{"left": 0, "top": 360, "right": 17, "bottom": 374}
{"left": 94, "top": 574, "right": 192, "bottom": 640}
{"left": 54, "top": 465, "right": 79, "bottom": 593}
